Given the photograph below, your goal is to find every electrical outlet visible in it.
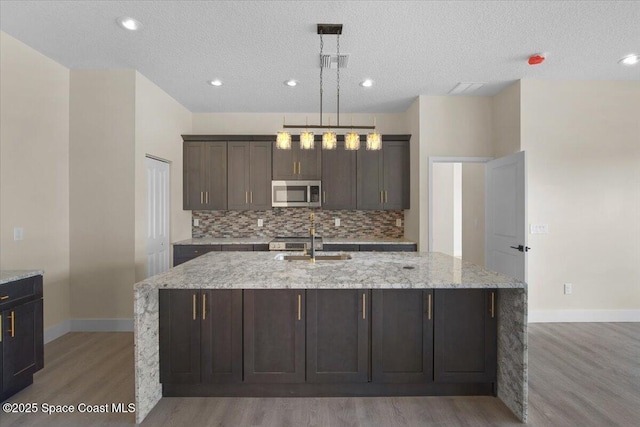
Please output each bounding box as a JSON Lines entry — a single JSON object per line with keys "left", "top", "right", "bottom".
{"left": 396, "top": 219, "right": 402, "bottom": 227}
{"left": 564, "top": 283, "right": 572, "bottom": 295}
{"left": 334, "top": 218, "right": 341, "bottom": 227}
{"left": 193, "top": 219, "right": 200, "bottom": 227}
{"left": 14, "top": 227, "right": 24, "bottom": 241}
{"left": 258, "top": 218, "right": 263, "bottom": 227}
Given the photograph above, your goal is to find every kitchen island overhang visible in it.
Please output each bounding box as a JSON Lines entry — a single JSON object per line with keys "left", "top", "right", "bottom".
{"left": 134, "top": 252, "right": 527, "bottom": 424}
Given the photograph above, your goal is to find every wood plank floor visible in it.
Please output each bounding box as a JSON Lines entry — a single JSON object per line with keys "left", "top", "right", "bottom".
{"left": 0, "top": 323, "right": 638, "bottom": 426}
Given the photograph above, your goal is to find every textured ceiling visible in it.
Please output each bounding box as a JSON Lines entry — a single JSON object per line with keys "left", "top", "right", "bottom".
{"left": 1, "top": 1, "right": 638, "bottom": 113}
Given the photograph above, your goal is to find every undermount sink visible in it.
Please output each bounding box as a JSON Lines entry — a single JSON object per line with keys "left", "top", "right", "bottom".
{"left": 275, "top": 253, "right": 352, "bottom": 261}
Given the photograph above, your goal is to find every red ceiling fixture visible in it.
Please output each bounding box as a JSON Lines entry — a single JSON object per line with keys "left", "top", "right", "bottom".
{"left": 528, "top": 54, "right": 545, "bottom": 65}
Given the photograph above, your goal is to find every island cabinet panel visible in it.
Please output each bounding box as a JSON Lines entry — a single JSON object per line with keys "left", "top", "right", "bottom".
{"left": 244, "top": 289, "right": 305, "bottom": 383}
{"left": 306, "top": 290, "right": 370, "bottom": 383}
{"left": 372, "top": 289, "right": 433, "bottom": 383}
{"left": 321, "top": 141, "right": 357, "bottom": 209}
{"left": 433, "top": 289, "right": 497, "bottom": 383}
{"left": 159, "top": 289, "right": 242, "bottom": 384}
{"left": 183, "top": 141, "right": 227, "bottom": 210}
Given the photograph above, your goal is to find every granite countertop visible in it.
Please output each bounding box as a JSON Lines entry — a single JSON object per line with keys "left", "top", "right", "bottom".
{"left": 0, "top": 270, "right": 44, "bottom": 285}
{"left": 135, "top": 251, "right": 524, "bottom": 291}
{"left": 173, "top": 237, "right": 417, "bottom": 245}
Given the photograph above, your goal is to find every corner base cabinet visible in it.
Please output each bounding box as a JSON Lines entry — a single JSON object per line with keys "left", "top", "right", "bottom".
{"left": 160, "top": 288, "right": 497, "bottom": 397}
{"left": 1, "top": 275, "right": 44, "bottom": 401}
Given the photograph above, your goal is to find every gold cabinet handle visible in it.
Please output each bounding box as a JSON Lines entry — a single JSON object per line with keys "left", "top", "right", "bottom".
{"left": 297, "top": 294, "right": 301, "bottom": 320}
{"left": 0, "top": 295, "right": 8, "bottom": 301}
{"left": 202, "top": 293, "right": 207, "bottom": 320}
{"left": 427, "top": 293, "right": 432, "bottom": 320}
{"left": 200, "top": 191, "right": 204, "bottom": 204}
{"left": 323, "top": 191, "right": 326, "bottom": 203}
{"left": 245, "top": 191, "right": 249, "bottom": 204}
{"left": 298, "top": 161, "right": 301, "bottom": 175}
{"left": 362, "top": 293, "right": 366, "bottom": 320}
{"left": 9, "top": 311, "right": 15, "bottom": 338}
{"left": 205, "top": 191, "right": 209, "bottom": 204}
{"left": 384, "top": 191, "right": 388, "bottom": 203}
{"left": 192, "top": 294, "right": 197, "bottom": 320}
{"left": 490, "top": 291, "right": 495, "bottom": 318}
{"left": 250, "top": 191, "right": 253, "bottom": 204}
{"left": 380, "top": 191, "right": 383, "bottom": 204}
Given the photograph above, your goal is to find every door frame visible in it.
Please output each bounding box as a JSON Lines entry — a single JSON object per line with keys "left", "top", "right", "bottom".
{"left": 428, "top": 157, "right": 493, "bottom": 253}
{"left": 146, "top": 155, "right": 171, "bottom": 278}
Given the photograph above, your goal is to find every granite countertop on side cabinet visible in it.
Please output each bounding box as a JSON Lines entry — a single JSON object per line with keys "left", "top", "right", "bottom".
{"left": 173, "top": 237, "right": 272, "bottom": 245}
{"left": 0, "top": 270, "right": 44, "bottom": 285}
{"left": 134, "top": 251, "right": 525, "bottom": 291}
{"left": 323, "top": 237, "right": 416, "bottom": 245}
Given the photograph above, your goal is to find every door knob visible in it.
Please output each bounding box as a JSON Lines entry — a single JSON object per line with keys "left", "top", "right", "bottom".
{"left": 509, "top": 245, "right": 530, "bottom": 252}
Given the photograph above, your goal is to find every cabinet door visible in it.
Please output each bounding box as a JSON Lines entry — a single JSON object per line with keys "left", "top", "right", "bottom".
{"left": 201, "top": 290, "right": 243, "bottom": 383}
{"left": 434, "top": 289, "right": 497, "bottom": 383}
{"left": 322, "top": 141, "right": 356, "bottom": 209}
{"left": 357, "top": 148, "right": 384, "bottom": 210}
{"left": 1, "top": 299, "right": 43, "bottom": 394}
{"left": 383, "top": 141, "right": 410, "bottom": 210}
{"left": 372, "top": 289, "right": 433, "bottom": 383}
{"left": 272, "top": 142, "right": 297, "bottom": 180}
{"left": 307, "top": 290, "right": 369, "bottom": 383}
{"left": 227, "top": 142, "right": 250, "bottom": 210}
{"left": 159, "top": 290, "right": 201, "bottom": 384}
{"left": 244, "top": 290, "right": 305, "bottom": 383}
{"left": 249, "top": 142, "right": 272, "bottom": 210}
{"left": 183, "top": 142, "right": 207, "bottom": 210}
{"left": 297, "top": 144, "right": 322, "bottom": 180}
{"left": 220, "top": 244, "right": 253, "bottom": 252}
{"left": 205, "top": 142, "right": 228, "bottom": 210}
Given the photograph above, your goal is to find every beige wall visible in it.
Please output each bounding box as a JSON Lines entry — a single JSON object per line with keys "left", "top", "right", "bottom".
{"left": 492, "top": 81, "right": 521, "bottom": 158}
{"left": 0, "top": 32, "right": 71, "bottom": 330}
{"left": 403, "top": 97, "right": 422, "bottom": 245}
{"left": 419, "top": 96, "right": 494, "bottom": 251}
{"left": 432, "top": 163, "right": 455, "bottom": 256}
{"left": 69, "top": 70, "right": 136, "bottom": 319}
{"left": 521, "top": 80, "right": 640, "bottom": 313}
{"left": 134, "top": 73, "right": 192, "bottom": 282}
{"left": 462, "top": 163, "right": 485, "bottom": 266}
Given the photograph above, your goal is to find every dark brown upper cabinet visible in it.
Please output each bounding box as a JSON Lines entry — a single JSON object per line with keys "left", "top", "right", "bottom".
{"left": 321, "top": 140, "right": 357, "bottom": 209}
{"left": 183, "top": 141, "right": 227, "bottom": 210}
{"left": 227, "top": 141, "right": 272, "bottom": 210}
{"left": 433, "top": 289, "right": 497, "bottom": 383}
{"left": 357, "top": 140, "right": 410, "bottom": 210}
{"left": 306, "top": 289, "right": 370, "bottom": 383}
{"left": 272, "top": 140, "right": 322, "bottom": 180}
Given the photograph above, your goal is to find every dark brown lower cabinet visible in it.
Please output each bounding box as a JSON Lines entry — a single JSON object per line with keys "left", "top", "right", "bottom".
{"left": 244, "top": 290, "right": 305, "bottom": 383}
{"left": 372, "top": 289, "right": 434, "bottom": 383}
{"left": 434, "top": 289, "right": 497, "bottom": 383}
{"left": 159, "top": 289, "right": 242, "bottom": 384}
{"left": 306, "top": 290, "right": 370, "bottom": 383}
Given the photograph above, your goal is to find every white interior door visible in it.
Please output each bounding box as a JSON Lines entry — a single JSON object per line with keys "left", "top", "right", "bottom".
{"left": 485, "top": 151, "right": 527, "bottom": 282}
{"left": 146, "top": 157, "right": 170, "bottom": 278}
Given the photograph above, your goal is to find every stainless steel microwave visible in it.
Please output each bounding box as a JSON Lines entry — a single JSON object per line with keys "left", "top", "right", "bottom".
{"left": 271, "top": 180, "right": 322, "bottom": 208}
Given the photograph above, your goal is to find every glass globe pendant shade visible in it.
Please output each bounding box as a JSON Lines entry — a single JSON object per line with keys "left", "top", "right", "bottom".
{"left": 322, "top": 131, "right": 337, "bottom": 150}
{"left": 366, "top": 132, "right": 382, "bottom": 150}
{"left": 344, "top": 132, "right": 361, "bottom": 150}
{"left": 276, "top": 131, "right": 292, "bottom": 149}
{"left": 300, "top": 131, "right": 315, "bottom": 150}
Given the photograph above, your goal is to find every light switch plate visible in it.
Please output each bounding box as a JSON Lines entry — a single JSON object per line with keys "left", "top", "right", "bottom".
{"left": 564, "top": 283, "right": 572, "bottom": 295}
{"left": 396, "top": 219, "right": 402, "bottom": 227}
{"left": 14, "top": 227, "right": 24, "bottom": 241}
{"left": 335, "top": 218, "right": 340, "bottom": 227}
{"left": 530, "top": 223, "right": 549, "bottom": 234}
{"left": 258, "top": 218, "right": 263, "bottom": 227}
{"left": 193, "top": 219, "right": 200, "bottom": 227}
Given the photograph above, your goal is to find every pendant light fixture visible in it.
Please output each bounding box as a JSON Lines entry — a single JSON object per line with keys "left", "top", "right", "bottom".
{"left": 366, "top": 117, "right": 382, "bottom": 150}
{"left": 276, "top": 24, "right": 378, "bottom": 150}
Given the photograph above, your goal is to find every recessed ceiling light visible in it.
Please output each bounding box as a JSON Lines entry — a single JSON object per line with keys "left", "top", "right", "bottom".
{"left": 285, "top": 80, "right": 298, "bottom": 87}
{"left": 117, "top": 17, "right": 141, "bottom": 31}
{"left": 208, "top": 79, "right": 223, "bottom": 87}
{"left": 619, "top": 54, "right": 640, "bottom": 66}
{"left": 360, "top": 79, "right": 374, "bottom": 88}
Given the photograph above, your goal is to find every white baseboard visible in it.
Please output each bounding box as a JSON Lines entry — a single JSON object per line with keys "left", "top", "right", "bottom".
{"left": 44, "top": 320, "right": 71, "bottom": 344}
{"left": 528, "top": 310, "right": 640, "bottom": 323}
{"left": 44, "top": 318, "right": 134, "bottom": 343}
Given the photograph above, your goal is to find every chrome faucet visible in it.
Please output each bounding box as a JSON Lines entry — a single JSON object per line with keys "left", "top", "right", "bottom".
{"left": 309, "top": 212, "right": 316, "bottom": 262}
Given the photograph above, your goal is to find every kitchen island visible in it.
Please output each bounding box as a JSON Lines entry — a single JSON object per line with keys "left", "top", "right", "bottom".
{"left": 134, "top": 251, "right": 527, "bottom": 423}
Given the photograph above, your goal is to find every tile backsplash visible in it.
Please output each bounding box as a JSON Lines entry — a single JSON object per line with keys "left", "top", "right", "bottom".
{"left": 192, "top": 209, "right": 404, "bottom": 239}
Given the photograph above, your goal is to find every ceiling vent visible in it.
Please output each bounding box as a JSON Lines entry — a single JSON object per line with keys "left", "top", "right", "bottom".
{"left": 449, "top": 82, "right": 484, "bottom": 95}
{"left": 320, "top": 54, "right": 349, "bottom": 69}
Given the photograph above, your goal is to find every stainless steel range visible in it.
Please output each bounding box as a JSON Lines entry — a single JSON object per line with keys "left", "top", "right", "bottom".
{"left": 269, "top": 236, "right": 323, "bottom": 252}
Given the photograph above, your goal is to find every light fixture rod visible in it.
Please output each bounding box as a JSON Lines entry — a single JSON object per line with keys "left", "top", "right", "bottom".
{"left": 283, "top": 124, "right": 375, "bottom": 129}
